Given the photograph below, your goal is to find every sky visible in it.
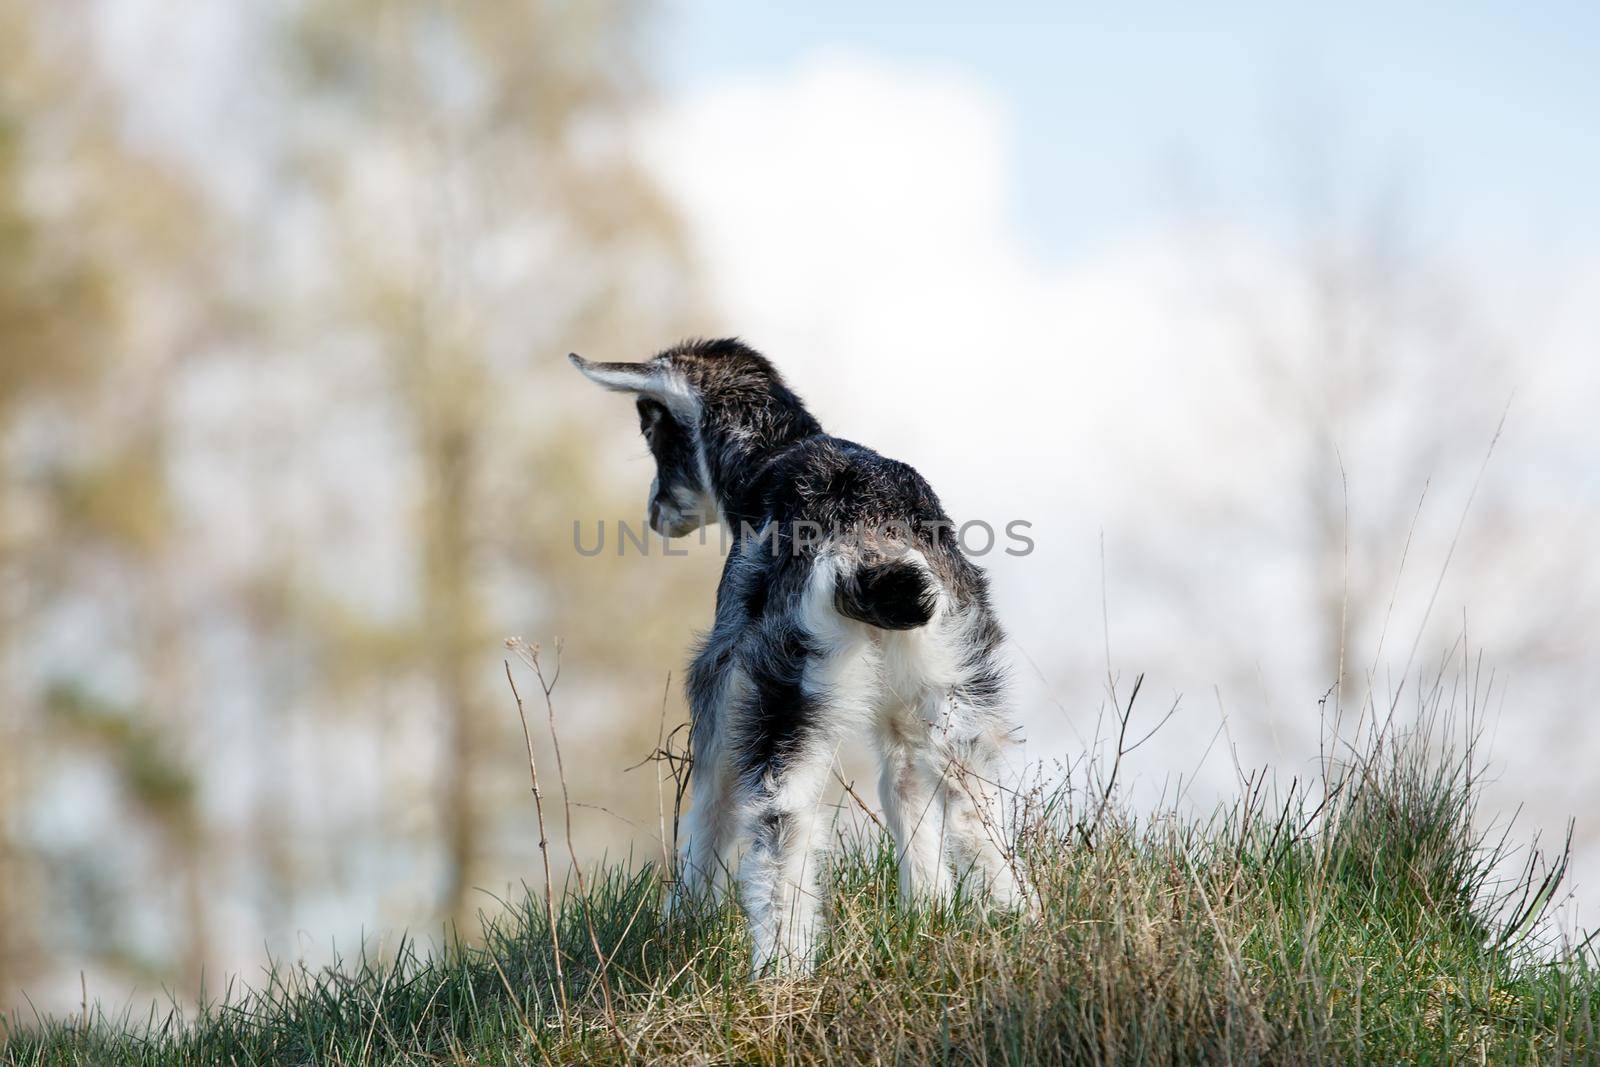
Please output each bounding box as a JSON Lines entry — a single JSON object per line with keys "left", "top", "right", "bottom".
{"left": 657, "top": 1, "right": 1600, "bottom": 266}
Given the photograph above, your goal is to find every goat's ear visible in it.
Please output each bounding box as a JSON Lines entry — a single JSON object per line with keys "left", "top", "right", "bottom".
{"left": 568, "top": 352, "right": 667, "bottom": 395}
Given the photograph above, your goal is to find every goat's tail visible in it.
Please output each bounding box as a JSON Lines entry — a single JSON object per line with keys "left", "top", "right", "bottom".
{"left": 833, "top": 556, "right": 937, "bottom": 630}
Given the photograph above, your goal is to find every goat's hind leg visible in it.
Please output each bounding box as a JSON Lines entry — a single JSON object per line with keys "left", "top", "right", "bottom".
{"left": 735, "top": 622, "right": 852, "bottom": 976}
{"left": 934, "top": 704, "right": 1026, "bottom": 911}
{"left": 877, "top": 708, "right": 955, "bottom": 907}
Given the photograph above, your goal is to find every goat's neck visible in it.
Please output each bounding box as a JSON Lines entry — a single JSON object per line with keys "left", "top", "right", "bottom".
{"left": 698, "top": 409, "right": 819, "bottom": 530}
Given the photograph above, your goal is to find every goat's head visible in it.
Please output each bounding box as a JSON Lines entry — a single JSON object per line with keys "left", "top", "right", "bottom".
{"left": 569, "top": 350, "right": 714, "bottom": 537}
{"left": 568, "top": 339, "right": 823, "bottom": 536}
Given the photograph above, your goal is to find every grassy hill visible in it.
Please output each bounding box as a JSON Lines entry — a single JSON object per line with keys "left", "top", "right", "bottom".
{"left": 4, "top": 713, "right": 1596, "bottom": 1065}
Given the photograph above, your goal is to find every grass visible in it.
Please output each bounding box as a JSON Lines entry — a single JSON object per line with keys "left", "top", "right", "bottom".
{"left": 3, "top": 684, "right": 1597, "bottom": 1067}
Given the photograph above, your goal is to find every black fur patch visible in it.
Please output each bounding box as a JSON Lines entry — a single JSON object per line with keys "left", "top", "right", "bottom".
{"left": 737, "top": 617, "right": 818, "bottom": 777}
{"left": 834, "top": 558, "right": 935, "bottom": 630}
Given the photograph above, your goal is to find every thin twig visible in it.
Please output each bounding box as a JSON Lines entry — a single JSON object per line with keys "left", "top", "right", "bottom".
{"left": 831, "top": 769, "right": 886, "bottom": 832}
{"left": 515, "top": 638, "right": 628, "bottom": 1051}
{"left": 654, "top": 672, "right": 672, "bottom": 873}
{"left": 1100, "top": 672, "right": 1146, "bottom": 810}
{"left": 1386, "top": 400, "right": 1512, "bottom": 731}
{"left": 504, "top": 657, "right": 568, "bottom": 1022}
{"left": 1100, "top": 529, "right": 1118, "bottom": 709}
{"left": 624, "top": 721, "right": 694, "bottom": 854}
{"left": 1124, "top": 693, "right": 1181, "bottom": 756}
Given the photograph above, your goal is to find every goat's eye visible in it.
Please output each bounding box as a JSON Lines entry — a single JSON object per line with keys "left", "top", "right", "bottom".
{"left": 637, "top": 399, "right": 666, "bottom": 440}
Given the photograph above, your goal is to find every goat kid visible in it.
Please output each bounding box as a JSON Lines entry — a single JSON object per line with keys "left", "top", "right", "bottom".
{"left": 570, "top": 338, "right": 1025, "bottom": 975}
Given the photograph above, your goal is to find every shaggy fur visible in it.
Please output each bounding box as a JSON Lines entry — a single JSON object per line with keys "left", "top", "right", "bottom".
{"left": 571, "top": 338, "right": 1023, "bottom": 974}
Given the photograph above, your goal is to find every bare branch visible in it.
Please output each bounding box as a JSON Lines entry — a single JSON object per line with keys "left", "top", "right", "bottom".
{"left": 504, "top": 656, "right": 567, "bottom": 1022}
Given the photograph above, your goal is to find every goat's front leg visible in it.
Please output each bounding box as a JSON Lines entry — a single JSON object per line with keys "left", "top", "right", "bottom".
{"left": 675, "top": 740, "right": 739, "bottom": 904}
{"left": 673, "top": 658, "right": 743, "bottom": 910}
{"left": 739, "top": 749, "right": 830, "bottom": 976}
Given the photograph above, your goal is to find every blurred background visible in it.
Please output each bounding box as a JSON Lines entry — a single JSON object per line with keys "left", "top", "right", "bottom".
{"left": 1, "top": 0, "right": 1596, "bottom": 1018}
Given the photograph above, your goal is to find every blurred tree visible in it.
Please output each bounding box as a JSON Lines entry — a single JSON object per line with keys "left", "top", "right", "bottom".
{"left": 1, "top": 0, "right": 712, "bottom": 1016}
{"left": 0, "top": 0, "right": 229, "bottom": 1009}
{"left": 0, "top": 2, "right": 112, "bottom": 1005}
{"left": 285, "top": 0, "right": 707, "bottom": 931}
{"left": 1223, "top": 172, "right": 1506, "bottom": 697}
{"left": 1148, "top": 142, "right": 1582, "bottom": 760}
